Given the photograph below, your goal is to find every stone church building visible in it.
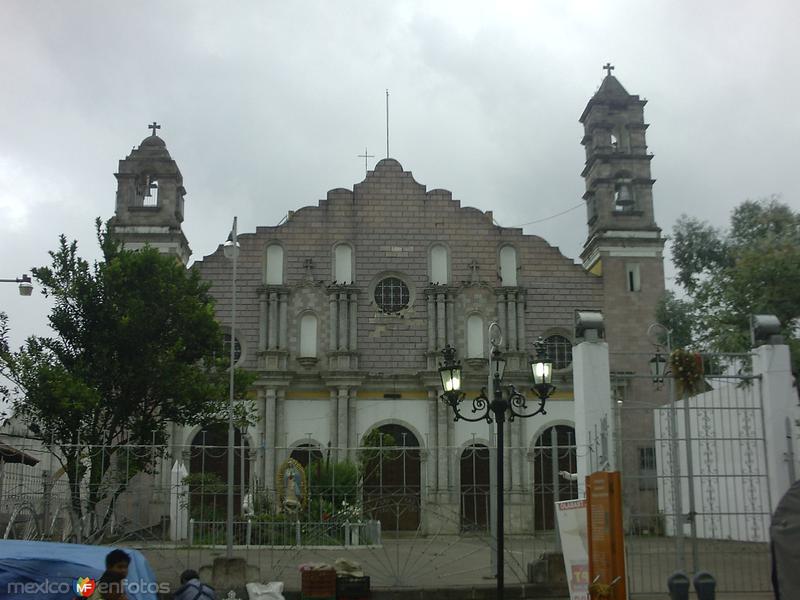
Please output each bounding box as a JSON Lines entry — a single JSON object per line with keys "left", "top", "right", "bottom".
{"left": 110, "top": 69, "right": 665, "bottom": 534}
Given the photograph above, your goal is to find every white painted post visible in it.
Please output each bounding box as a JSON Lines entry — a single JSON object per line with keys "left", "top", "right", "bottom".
{"left": 169, "top": 460, "right": 189, "bottom": 540}
{"left": 753, "top": 343, "right": 799, "bottom": 513}
{"left": 573, "top": 340, "right": 615, "bottom": 497}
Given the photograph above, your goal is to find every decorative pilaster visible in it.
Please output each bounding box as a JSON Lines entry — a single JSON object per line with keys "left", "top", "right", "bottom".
{"left": 259, "top": 295, "right": 267, "bottom": 352}
{"left": 268, "top": 291, "right": 278, "bottom": 350}
{"left": 337, "top": 387, "right": 349, "bottom": 461}
{"left": 446, "top": 295, "right": 455, "bottom": 347}
{"left": 329, "top": 388, "right": 338, "bottom": 449}
{"left": 427, "top": 292, "right": 436, "bottom": 353}
{"left": 264, "top": 389, "right": 277, "bottom": 494}
{"left": 348, "top": 291, "right": 358, "bottom": 351}
{"left": 506, "top": 295, "right": 517, "bottom": 351}
{"left": 329, "top": 294, "right": 338, "bottom": 351}
{"left": 427, "top": 389, "right": 439, "bottom": 492}
{"left": 338, "top": 291, "right": 348, "bottom": 350}
{"left": 496, "top": 296, "right": 507, "bottom": 351}
{"left": 436, "top": 292, "right": 446, "bottom": 350}
{"left": 278, "top": 292, "right": 288, "bottom": 350}
{"left": 515, "top": 290, "right": 526, "bottom": 351}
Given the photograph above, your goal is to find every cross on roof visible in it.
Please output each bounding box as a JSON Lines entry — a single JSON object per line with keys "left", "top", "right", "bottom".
{"left": 148, "top": 121, "right": 161, "bottom": 136}
{"left": 603, "top": 63, "right": 615, "bottom": 77}
{"left": 357, "top": 147, "right": 375, "bottom": 173}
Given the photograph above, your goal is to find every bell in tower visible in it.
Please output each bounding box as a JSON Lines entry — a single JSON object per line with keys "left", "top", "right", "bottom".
{"left": 108, "top": 122, "right": 191, "bottom": 265}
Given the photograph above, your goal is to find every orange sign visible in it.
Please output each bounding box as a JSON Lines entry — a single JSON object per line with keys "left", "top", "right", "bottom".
{"left": 586, "top": 471, "right": 626, "bottom": 600}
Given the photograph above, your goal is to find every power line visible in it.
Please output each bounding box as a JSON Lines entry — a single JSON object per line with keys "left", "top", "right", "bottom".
{"left": 513, "top": 202, "right": 584, "bottom": 227}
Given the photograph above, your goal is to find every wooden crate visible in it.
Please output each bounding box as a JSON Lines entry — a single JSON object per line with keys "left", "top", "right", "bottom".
{"left": 301, "top": 569, "right": 337, "bottom": 598}
{"left": 336, "top": 575, "right": 370, "bottom": 598}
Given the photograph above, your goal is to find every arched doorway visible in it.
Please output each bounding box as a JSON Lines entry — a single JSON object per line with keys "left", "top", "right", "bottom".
{"left": 189, "top": 424, "right": 250, "bottom": 522}
{"left": 362, "top": 424, "right": 421, "bottom": 531}
{"left": 532, "top": 425, "right": 578, "bottom": 530}
{"left": 460, "top": 444, "right": 490, "bottom": 531}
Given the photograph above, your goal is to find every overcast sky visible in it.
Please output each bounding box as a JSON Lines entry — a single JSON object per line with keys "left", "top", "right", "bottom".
{"left": 1, "top": 1, "right": 799, "bottom": 351}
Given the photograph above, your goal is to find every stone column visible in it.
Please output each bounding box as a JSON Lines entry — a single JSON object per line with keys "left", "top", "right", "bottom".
{"left": 496, "top": 294, "right": 507, "bottom": 350}
{"left": 278, "top": 292, "right": 288, "bottom": 349}
{"left": 436, "top": 292, "right": 446, "bottom": 350}
{"left": 268, "top": 292, "right": 278, "bottom": 350}
{"left": 437, "top": 395, "right": 449, "bottom": 498}
{"left": 329, "top": 293, "right": 338, "bottom": 351}
{"left": 515, "top": 292, "right": 526, "bottom": 352}
{"left": 504, "top": 420, "right": 512, "bottom": 491}
{"left": 573, "top": 340, "right": 614, "bottom": 497}
{"left": 753, "top": 343, "right": 799, "bottom": 512}
{"left": 507, "top": 295, "right": 517, "bottom": 351}
{"left": 264, "top": 389, "right": 277, "bottom": 493}
{"left": 512, "top": 418, "right": 523, "bottom": 491}
{"left": 276, "top": 389, "right": 286, "bottom": 463}
{"left": 329, "top": 388, "right": 338, "bottom": 450}
{"left": 259, "top": 294, "right": 267, "bottom": 352}
{"left": 427, "top": 292, "right": 436, "bottom": 353}
{"left": 348, "top": 292, "right": 358, "bottom": 351}
{"left": 445, "top": 294, "right": 455, "bottom": 347}
{"left": 427, "top": 389, "right": 438, "bottom": 491}
{"left": 348, "top": 387, "right": 358, "bottom": 457}
{"left": 338, "top": 292, "right": 348, "bottom": 351}
{"left": 337, "top": 387, "right": 349, "bottom": 461}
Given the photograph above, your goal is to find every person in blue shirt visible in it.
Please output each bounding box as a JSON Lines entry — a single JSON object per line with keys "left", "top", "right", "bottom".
{"left": 174, "top": 569, "right": 217, "bottom": 600}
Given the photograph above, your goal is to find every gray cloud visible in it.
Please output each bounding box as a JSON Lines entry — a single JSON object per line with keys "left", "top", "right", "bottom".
{"left": 1, "top": 0, "right": 799, "bottom": 351}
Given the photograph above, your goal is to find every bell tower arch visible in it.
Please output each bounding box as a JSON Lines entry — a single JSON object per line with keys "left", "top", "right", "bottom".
{"left": 109, "top": 122, "right": 191, "bottom": 265}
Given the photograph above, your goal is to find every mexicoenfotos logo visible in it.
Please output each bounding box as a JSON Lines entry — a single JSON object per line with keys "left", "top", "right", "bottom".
{"left": 74, "top": 577, "right": 96, "bottom": 597}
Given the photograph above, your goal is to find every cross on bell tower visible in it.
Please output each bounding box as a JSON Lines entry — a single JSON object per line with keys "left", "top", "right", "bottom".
{"left": 148, "top": 121, "right": 161, "bottom": 136}
{"left": 603, "top": 62, "right": 614, "bottom": 77}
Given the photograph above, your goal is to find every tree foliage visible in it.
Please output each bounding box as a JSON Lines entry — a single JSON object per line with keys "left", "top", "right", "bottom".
{"left": 663, "top": 197, "right": 800, "bottom": 372}
{"left": 0, "top": 220, "right": 254, "bottom": 540}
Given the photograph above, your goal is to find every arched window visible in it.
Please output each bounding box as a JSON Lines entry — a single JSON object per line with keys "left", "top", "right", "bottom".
{"left": 334, "top": 243, "right": 353, "bottom": 284}
{"left": 290, "top": 443, "right": 323, "bottom": 469}
{"left": 467, "top": 314, "right": 484, "bottom": 358}
{"left": 532, "top": 425, "right": 578, "bottom": 530}
{"left": 544, "top": 334, "right": 573, "bottom": 370}
{"left": 265, "top": 244, "right": 284, "bottom": 285}
{"left": 499, "top": 246, "right": 517, "bottom": 287}
{"left": 460, "top": 444, "right": 490, "bottom": 531}
{"left": 299, "top": 314, "right": 318, "bottom": 358}
{"left": 614, "top": 181, "right": 634, "bottom": 212}
{"left": 610, "top": 132, "right": 618, "bottom": 150}
{"left": 143, "top": 176, "right": 158, "bottom": 207}
{"left": 430, "top": 244, "right": 448, "bottom": 285}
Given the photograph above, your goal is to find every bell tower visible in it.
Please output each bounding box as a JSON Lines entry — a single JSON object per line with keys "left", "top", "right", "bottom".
{"left": 578, "top": 65, "right": 665, "bottom": 349}
{"left": 109, "top": 123, "right": 191, "bottom": 265}
{"left": 579, "top": 64, "right": 663, "bottom": 272}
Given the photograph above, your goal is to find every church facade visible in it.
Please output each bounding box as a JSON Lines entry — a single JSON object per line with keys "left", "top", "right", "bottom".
{"left": 110, "top": 70, "right": 665, "bottom": 533}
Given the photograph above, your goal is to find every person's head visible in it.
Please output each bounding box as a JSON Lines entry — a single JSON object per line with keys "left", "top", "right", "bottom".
{"left": 105, "top": 549, "right": 130, "bottom": 578}
{"left": 180, "top": 569, "right": 200, "bottom": 585}
{"left": 98, "top": 570, "right": 126, "bottom": 600}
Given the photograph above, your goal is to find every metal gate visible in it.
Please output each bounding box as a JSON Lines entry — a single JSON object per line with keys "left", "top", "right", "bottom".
{"left": 598, "top": 351, "right": 773, "bottom": 595}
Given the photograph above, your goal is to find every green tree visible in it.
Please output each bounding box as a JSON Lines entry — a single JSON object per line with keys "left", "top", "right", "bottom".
{"left": 0, "top": 220, "right": 254, "bottom": 541}
{"left": 666, "top": 197, "right": 800, "bottom": 373}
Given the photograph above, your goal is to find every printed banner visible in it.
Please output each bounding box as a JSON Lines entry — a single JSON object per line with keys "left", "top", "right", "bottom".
{"left": 556, "top": 498, "right": 589, "bottom": 600}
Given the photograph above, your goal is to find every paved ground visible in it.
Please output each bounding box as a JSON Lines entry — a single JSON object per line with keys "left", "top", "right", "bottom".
{"left": 131, "top": 534, "right": 774, "bottom": 598}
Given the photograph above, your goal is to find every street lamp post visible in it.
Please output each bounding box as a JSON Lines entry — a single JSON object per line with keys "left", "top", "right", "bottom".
{"left": 438, "top": 324, "right": 556, "bottom": 600}
{"left": 223, "top": 217, "right": 240, "bottom": 559}
{"left": 0, "top": 275, "right": 33, "bottom": 296}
